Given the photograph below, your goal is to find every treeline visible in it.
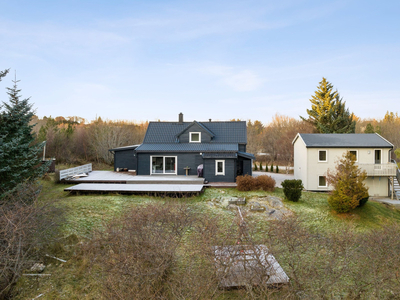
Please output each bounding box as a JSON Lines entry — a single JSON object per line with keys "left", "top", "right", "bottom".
{"left": 31, "top": 116, "right": 148, "bottom": 165}
{"left": 32, "top": 111, "right": 400, "bottom": 167}
{"left": 246, "top": 111, "right": 400, "bottom": 167}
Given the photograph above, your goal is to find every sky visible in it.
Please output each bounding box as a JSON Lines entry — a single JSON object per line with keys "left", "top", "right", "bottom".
{"left": 0, "top": 0, "right": 399, "bottom": 124}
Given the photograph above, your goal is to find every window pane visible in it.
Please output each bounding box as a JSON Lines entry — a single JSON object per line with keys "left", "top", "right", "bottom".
{"left": 217, "top": 161, "right": 223, "bottom": 173}
{"left": 319, "top": 176, "right": 326, "bottom": 186}
{"left": 191, "top": 133, "right": 200, "bottom": 142}
{"left": 319, "top": 151, "right": 326, "bottom": 161}
{"left": 152, "top": 157, "right": 163, "bottom": 173}
{"left": 349, "top": 151, "right": 357, "bottom": 161}
{"left": 165, "top": 157, "right": 176, "bottom": 173}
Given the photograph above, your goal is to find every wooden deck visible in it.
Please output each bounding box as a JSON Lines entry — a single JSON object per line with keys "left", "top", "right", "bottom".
{"left": 213, "top": 244, "right": 289, "bottom": 288}
{"left": 61, "top": 171, "right": 241, "bottom": 195}
{"left": 64, "top": 183, "right": 204, "bottom": 196}
{"left": 62, "top": 171, "right": 205, "bottom": 185}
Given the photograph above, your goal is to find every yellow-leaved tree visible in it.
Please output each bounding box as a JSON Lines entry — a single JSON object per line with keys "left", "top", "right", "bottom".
{"left": 326, "top": 151, "right": 369, "bottom": 213}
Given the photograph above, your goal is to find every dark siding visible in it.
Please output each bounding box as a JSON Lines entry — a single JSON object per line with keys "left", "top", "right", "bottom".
{"left": 114, "top": 149, "right": 137, "bottom": 171}
{"left": 203, "top": 158, "right": 236, "bottom": 182}
{"left": 137, "top": 152, "right": 204, "bottom": 176}
{"left": 179, "top": 124, "right": 212, "bottom": 143}
{"left": 239, "top": 144, "right": 246, "bottom": 152}
{"left": 242, "top": 159, "right": 252, "bottom": 176}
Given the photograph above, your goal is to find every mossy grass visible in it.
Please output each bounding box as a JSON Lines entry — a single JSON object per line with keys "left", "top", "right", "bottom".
{"left": 14, "top": 178, "right": 400, "bottom": 299}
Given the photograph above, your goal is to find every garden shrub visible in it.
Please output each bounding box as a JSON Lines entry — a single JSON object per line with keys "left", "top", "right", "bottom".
{"left": 236, "top": 175, "right": 256, "bottom": 191}
{"left": 276, "top": 165, "right": 279, "bottom": 173}
{"left": 281, "top": 179, "right": 304, "bottom": 202}
{"left": 327, "top": 151, "right": 369, "bottom": 213}
{"left": 270, "top": 163, "right": 274, "bottom": 172}
{"left": 357, "top": 196, "right": 369, "bottom": 207}
{"left": 254, "top": 163, "right": 258, "bottom": 171}
{"left": 259, "top": 162, "right": 263, "bottom": 171}
{"left": 255, "top": 175, "right": 275, "bottom": 192}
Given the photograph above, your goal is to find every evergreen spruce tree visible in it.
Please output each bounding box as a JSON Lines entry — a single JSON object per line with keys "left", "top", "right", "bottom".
{"left": 301, "top": 78, "right": 356, "bottom": 133}
{"left": 0, "top": 76, "right": 48, "bottom": 197}
{"left": 364, "top": 123, "right": 375, "bottom": 133}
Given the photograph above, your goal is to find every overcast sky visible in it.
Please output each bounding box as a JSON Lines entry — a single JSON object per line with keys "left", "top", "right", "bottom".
{"left": 1, "top": 0, "right": 399, "bottom": 124}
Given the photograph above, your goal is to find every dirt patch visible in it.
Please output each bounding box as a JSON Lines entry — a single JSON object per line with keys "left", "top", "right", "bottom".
{"left": 207, "top": 195, "right": 293, "bottom": 220}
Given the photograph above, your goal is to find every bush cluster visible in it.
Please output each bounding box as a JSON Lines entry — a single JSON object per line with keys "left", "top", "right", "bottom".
{"left": 236, "top": 175, "right": 275, "bottom": 192}
{"left": 281, "top": 179, "right": 304, "bottom": 202}
{"left": 327, "top": 151, "right": 369, "bottom": 213}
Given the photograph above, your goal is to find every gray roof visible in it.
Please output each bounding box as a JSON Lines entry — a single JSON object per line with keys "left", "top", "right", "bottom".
{"left": 143, "top": 121, "right": 247, "bottom": 144}
{"left": 136, "top": 143, "right": 239, "bottom": 152}
{"left": 238, "top": 151, "right": 256, "bottom": 160}
{"left": 176, "top": 121, "right": 215, "bottom": 138}
{"left": 109, "top": 144, "right": 141, "bottom": 152}
{"left": 202, "top": 152, "right": 255, "bottom": 160}
{"left": 297, "top": 133, "right": 393, "bottom": 148}
{"left": 202, "top": 153, "right": 238, "bottom": 159}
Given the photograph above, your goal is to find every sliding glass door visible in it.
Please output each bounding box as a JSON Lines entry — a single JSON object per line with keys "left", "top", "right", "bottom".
{"left": 151, "top": 156, "right": 177, "bottom": 174}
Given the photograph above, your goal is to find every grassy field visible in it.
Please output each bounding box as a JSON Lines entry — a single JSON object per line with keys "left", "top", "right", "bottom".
{"left": 14, "top": 177, "right": 400, "bottom": 299}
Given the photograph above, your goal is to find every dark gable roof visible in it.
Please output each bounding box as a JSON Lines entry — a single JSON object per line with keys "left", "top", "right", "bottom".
{"left": 298, "top": 133, "right": 393, "bottom": 148}
{"left": 109, "top": 144, "right": 141, "bottom": 152}
{"left": 136, "top": 143, "right": 239, "bottom": 152}
{"left": 143, "top": 121, "right": 247, "bottom": 144}
{"left": 176, "top": 121, "right": 215, "bottom": 139}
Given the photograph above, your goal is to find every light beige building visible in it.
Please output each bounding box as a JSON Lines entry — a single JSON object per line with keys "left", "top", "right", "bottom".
{"left": 292, "top": 133, "right": 397, "bottom": 197}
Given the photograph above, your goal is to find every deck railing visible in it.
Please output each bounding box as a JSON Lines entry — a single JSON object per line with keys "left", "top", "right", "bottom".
{"left": 59, "top": 164, "right": 92, "bottom": 180}
{"left": 356, "top": 162, "right": 397, "bottom": 176}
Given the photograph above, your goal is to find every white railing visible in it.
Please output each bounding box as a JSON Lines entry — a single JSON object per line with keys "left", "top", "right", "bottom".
{"left": 59, "top": 164, "right": 92, "bottom": 180}
{"left": 356, "top": 163, "right": 397, "bottom": 176}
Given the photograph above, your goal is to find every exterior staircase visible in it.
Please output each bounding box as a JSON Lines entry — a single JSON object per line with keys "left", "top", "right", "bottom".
{"left": 391, "top": 162, "right": 400, "bottom": 200}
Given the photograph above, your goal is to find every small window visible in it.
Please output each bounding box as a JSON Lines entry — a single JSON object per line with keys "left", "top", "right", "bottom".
{"left": 215, "top": 160, "right": 225, "bottom": 176}
{"left": 349, "top": 150, "right": 357, "bottom": 162}
{"left": 318, "top": 150, "right": 327, "bottom": 162}
{"left": 318, "top": 176, "right": 327, "bottom": 187}
{"left": 190, "top": 132, "right": 201, "bottom": 143}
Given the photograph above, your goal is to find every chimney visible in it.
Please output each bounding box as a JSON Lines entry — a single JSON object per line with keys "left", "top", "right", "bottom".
{"left": 209, "top": 119, "right": 212, "bottom": 122}
{"left": 179, "top": 112, "right": 183, "bottom": 124}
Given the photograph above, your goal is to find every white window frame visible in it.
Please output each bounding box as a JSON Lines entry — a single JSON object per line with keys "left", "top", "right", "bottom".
{"left": 374, "top": 149, "right": 382, "bottom": 164}
{"left": 150, "top": 156, "right": 177, "bottom": 175}
{"left": 215, "top": 160, "right": 225, "bottom": 176}
{"left": 349, "top": 150, "right": 358, "bottom": 162}
{"left": 190, "top": 132, "right": 201, "bottom": 143}
{"left": 318, "top": 175, "right": 327, "bottom": 187}
{"left": 318, "top": 150, "right": 328, "bottom": 162}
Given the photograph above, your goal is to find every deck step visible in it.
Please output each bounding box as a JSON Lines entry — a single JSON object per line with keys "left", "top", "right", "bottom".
{"left": 126, "top": 179, "right": 204, "bottom": 185}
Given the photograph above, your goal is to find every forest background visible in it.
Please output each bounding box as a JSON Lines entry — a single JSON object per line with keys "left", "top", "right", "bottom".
{"left": 31, "top": 111, "right": 400, "bottom": 168}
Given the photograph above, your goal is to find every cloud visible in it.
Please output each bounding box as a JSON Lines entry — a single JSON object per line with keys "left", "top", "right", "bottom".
{"left": 199, "top": 64, "right": 264, "bottom": 91}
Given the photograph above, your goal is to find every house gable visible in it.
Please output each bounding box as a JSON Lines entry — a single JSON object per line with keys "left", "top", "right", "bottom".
{"left": 293, "top": 133, "right": 395, "bottom": 196}
{"left": 176, "top": 121, "right": 215, "bottom": 143}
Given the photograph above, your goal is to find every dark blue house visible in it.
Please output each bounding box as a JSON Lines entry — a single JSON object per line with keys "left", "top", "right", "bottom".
{"left": 109, "top": 113, "right": 254, "bottom": 182}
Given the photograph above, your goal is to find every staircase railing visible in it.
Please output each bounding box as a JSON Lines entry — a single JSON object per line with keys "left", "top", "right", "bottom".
{"left": 391, "top": 160, "right": 400, "bottom": 200}
{"left": 391, "top": 160, "right": 400, "bottom": 183}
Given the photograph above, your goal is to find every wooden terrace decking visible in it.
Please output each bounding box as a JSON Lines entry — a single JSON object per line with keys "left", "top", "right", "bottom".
{"left": 63, "top": 171, "right": 206, "bottom": 195}
{"left": 65, "top": 183, "right": 204, "bottom": 196}
{"left": 62, "top": 171, "right": 205, "bottom": 185}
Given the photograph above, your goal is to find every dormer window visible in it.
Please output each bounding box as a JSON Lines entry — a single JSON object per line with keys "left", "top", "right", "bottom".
{"left": 190, "top": 132, "right": 201, "bottom": 143}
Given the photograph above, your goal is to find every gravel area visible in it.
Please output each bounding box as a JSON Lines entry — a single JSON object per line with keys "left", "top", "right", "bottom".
{"left": 253, "top": 171, "right": 294, "bottom": 188}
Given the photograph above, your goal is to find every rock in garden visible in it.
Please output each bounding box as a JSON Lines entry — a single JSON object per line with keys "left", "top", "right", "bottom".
{"left": 227, "top": 204, "right": 238, "bottom": 210}
{"left": 228, "top": 197, "right": 239, "bottom": 205}
{"left": 248, "top": 201, "right": 261, "bottom": 207}
{"left": 236, "top": 197, "right": 246, "bottom": 205}
{"left": 267, "top": 196, "right": 284, "bottom": 208}
{"left": 250, "top": 205, "right": 266, "bottom": 212}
